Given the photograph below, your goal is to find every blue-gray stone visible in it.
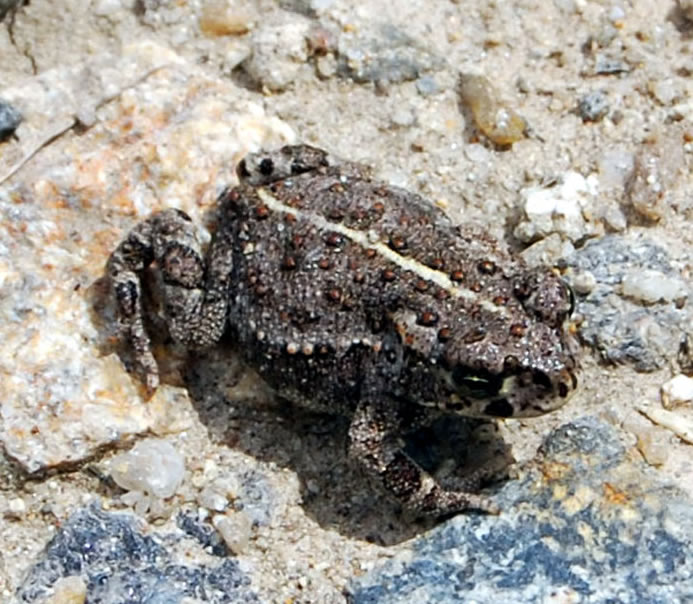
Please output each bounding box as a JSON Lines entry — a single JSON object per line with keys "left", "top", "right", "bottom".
{"left": 16, "top": 503, "right": 259, "bottom": 603}
{"left": 0, "top": 99, "right": 22, "bottom": 141}
{"left": 348, "top": 417, "right": 693, "bottom": 603}
{"left": 565, "top": 234, "right": 692, "bottom": 372}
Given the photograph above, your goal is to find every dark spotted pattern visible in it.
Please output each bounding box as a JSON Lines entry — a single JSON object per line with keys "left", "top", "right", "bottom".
{"left": 107, "top": 145, "right": 579, "bottom": 516}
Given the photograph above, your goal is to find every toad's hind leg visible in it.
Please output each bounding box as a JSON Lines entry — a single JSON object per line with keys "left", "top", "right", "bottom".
{"left": 348, "top": 398, "right": 500, "bottom": 516}
{"left": 107, "top": 208, "right": 232, "bottom": 394}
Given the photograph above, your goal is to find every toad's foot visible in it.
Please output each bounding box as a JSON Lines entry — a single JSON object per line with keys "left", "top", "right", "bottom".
{"left": 107, "top": 208, "right": 231, "bottom": 394}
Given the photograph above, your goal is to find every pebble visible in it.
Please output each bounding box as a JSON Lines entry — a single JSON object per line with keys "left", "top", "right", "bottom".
{"left": 597, "top": 149, "right": 634, "bottom": 189}
{"left": 620, "top": 269, "right": 687, "bottom": 305}
{"left": 458, "top": 73, "right": 526, "bottom": 145}
{"left": 199, "top": 484, "right": 228, "bottom": 511}
{"left": 199, "top": 0, "right": 253, "bottom": 37}
{"left": 570, "top": 271, "right": 597, "bottom": 295}
{"left": 661, "top": 375, "right": 693, "bottom": 410}
{"left": 336, "top": 23, "right": 442, "bottom": 85}
{"left": 622, "top": 413, "right": 670, "bottom": 467}
{"left": 0, "top": 99, "right": 22, "bottom": 142}
{"left": 213, "top": 511, "right": 253, "bottom": 554}
{"left": 43, "top": 576, "right": 87, "bottom": 604}
{"left": 577, "top": 90, "right": 609, "bottom": 122}
{"left": 390, "top": 106, "right": 416, "bottom": 128}
{"left": 594, "top": 53, "right": 629, "bottom": 75}
{"left": 240, "top": 16, "right": 310, "bottom": 91}
{"left": 8, "top": 496, "right": 26, "bottom": 516}
{"left": 415, "top": 75, "right": 439, "bottom": 96}
{"left": 626, "top": 130, "right": 685, "bottom": 221}
{"left": 110, "top": 438, "right": 185, "bottom": 499}
{"left": 648, "top": 78, "right": 684, "bottom": 106}
{"left": 514, "top": 171, "right": 601, "bottom": 243}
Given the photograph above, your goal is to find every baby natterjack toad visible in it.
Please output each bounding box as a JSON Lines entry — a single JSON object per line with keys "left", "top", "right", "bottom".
{"left": 107, "top": 145, "right": 579, "bottom": 516}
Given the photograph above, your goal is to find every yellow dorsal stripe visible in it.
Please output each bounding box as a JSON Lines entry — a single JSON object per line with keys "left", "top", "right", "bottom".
{"left": 256, "top": 188, "right": 506, "bottom": 315}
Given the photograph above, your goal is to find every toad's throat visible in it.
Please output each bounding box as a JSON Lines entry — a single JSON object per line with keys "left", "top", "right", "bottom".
{"left": 256, "top": 187, "right": 509, "bottom": 316}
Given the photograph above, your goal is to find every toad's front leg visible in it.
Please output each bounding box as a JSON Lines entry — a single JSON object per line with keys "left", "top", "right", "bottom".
{"left": 348, "top": 397, "right": 500, "bottom": 516}
{"left": 107, "top": 208, "right": 232, "bottom": 394}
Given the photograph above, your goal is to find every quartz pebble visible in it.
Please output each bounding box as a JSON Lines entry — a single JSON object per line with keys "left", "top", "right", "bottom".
{"left": 213, "top": 511, "right": 253, "bottom": 554}
{"left": 514, "top": 172, "right": 601, "bottom": 243}
{"left": 620, "top": 269, "right": 687, "bottom": 305}
{"left": 661, "top": 375, "right": 693, "bottom": 409}
{"left": 110, "top": 438, "right": 185, "bottom": 500}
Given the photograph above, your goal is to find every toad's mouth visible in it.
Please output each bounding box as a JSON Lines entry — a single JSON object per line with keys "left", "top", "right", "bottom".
{"left": 433, "top": 365, "right": 578, "bottom": 418}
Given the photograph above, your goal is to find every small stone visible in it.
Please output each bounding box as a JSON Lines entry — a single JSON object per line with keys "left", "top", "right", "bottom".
{"left": 571, "top": 271, "right": 597, "bottom": 295}
{"left": 415, "top": 75, "right": 439, "bottom": 96}
{"left": 626, "top": 132, "right": 685, "bottom": 221}
{"left": 620, "top": 270, "right": 687, "bottom": 305}
{"left": 459, "top": 73, "right": 526, "bottom": 145}
{"left": 577, "top": 90, "right": 609, "bottom": 122}
{"left": 315, "top": 53, "right": 337, "bottom": 79}
{"left": 622, "top": 413, "right": 670, "bottom": 467}
{"left": 598, "top": 149, "right": 635, "bottom": 190}
{"left": 199, "top": 484, "right": 228, "bottom": 511}
{"left": 390, "top": 106, "right": 416, "bottom": 128}
{"left": 602, "top": 204, "right": 627, "bottom": 232}
{"left": 661, "top": 375, "right": 693, "bottom": 410}
{"left": 0, "top": 98, "right": 22, "bottom": 142}
{"left": 648, "top": 78, "right": 684, "bottom": 107}
{"left": 43, "top": 576, "right": 88, "bottom": 604}
{"left": 110, "top": 438, "right": 185, "bottom": 499}
{"left": 199, "top": 0, "right": 253, "bottom": 37}
{"left": 515, "top": 172, "right": 601, "bottom": 243}
{"left": 520, "top": 233, "right": 576, "bottom": 268}
{"left": 240, "top": 16, "right": 310, "bottom": 91}
{"left": 594, "top": 53, "right": 629, "bottom": 75}
{"left": 213, "top": 512, "right": 253, "bottom": 555}
{"left": 8, "top": 496, "right": 26, "bottom": 516}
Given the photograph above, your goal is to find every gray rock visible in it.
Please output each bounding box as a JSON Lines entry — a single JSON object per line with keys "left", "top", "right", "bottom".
{"left": 565, "top": 234, "right": 692, "bottom": 372}
{"left": 348, "top": 417, "right": 693, "bottom": 603}
{"left": 337, "top": 23, "right": 442, "bottom": 85}
{"left": 16, "top": 503, "right": 258, "bottom": 603}
{"left": 0, "top": 98, "right": 22, "bottom": 141}
{"left": 577, "top": 90, "right": 609, "bottom": 122}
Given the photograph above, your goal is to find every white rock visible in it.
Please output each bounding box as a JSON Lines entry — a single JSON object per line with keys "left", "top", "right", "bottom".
{"left": 514, "top": 172, "right": 601, "bottom": 243}
{"left": 620, "top": 270, "right": 688, "bottom": 305}
{"left": 213, "top": 512, "right": 253, "bottom": 554}
{"left": 8, "top": 497, "right": 26, "bottom": 515}
{"left": 110, "top": 438, "right": 185, "bottom": 499}
{"left": 661, "top": 375, "right": 693, "bottom": 410}
{"left": 199, "top": 484, "right": 228, "bottom": 511}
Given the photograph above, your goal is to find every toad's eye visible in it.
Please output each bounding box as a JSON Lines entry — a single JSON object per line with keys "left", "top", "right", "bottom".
{"left": 452, "top": 366, "right": 503, "bottom": 399}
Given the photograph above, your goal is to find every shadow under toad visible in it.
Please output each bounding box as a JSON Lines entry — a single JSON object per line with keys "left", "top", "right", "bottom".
{"left": 181, "top": 342, "right": 514, "bottom": 546}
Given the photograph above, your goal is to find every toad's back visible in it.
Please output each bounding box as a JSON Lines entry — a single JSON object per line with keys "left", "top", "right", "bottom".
{"left": 216, "top": 153, "right": 574, "bottom": 416}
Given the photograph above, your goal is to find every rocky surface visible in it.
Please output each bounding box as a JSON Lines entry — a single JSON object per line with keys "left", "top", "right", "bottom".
{"left": 0, "top": 0, "right": 691, "bottom": 601}
{"left": 16, "top": 503, "right": 258, "bottom": 603}
{"left": 349, "top": 418, "right": 693, "bottom": 603}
